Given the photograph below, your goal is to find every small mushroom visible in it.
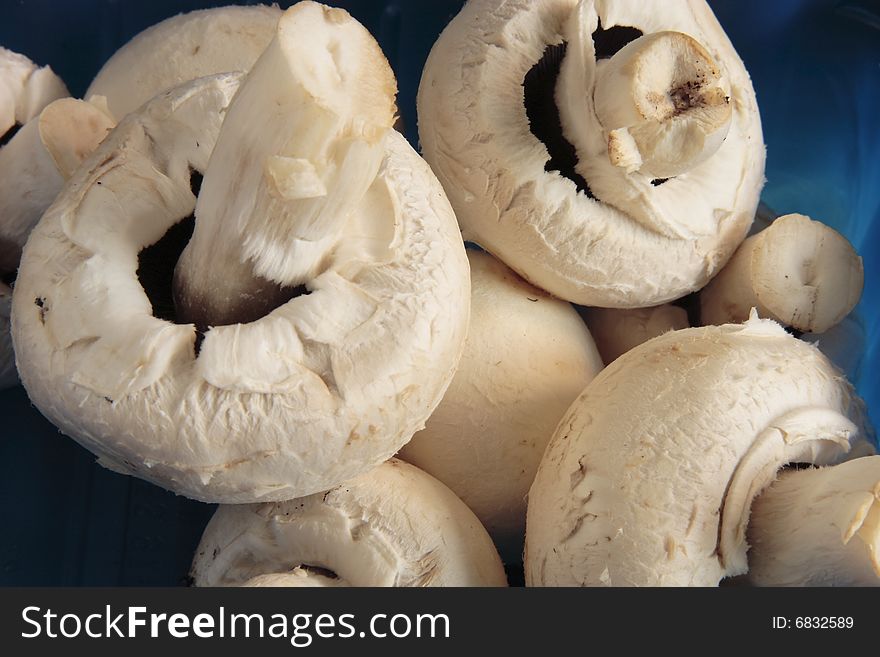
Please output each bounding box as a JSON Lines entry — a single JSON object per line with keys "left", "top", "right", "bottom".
{"left": 0, "top": 47, "right": 68, "bottom": 142}
{"left": 745, "top": 457, "right": 879, "bottom": 587}
{"left": 399, "top": 250, "right": 604, "bottom": 561}
{"left": 86, "top": 4, "right": 282, "bottom": 121}
{"left": 12, "top": 3, "right": 469, "bottom": 503}
{"left": 418, "top": 0, "right": 764, "bottom": 307}
{"left": 525, "top": 313, "right": 874, "bottom": 586}
{"left": 190, "top": 459, "right": 507, "bottom": 587}
{"left": 700, "top": 213, "right": 864, "bottom": 334}
{"left": 579, "top": 303, "right": 689, "bottom": 364}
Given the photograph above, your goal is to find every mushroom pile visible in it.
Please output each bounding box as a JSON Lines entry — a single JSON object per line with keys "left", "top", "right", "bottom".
{"left": 3, "top": 0, "right": 877, "bottom": 588}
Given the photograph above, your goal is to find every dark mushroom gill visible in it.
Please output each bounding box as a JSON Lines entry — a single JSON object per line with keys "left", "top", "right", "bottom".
{"left": 522, "top": 23, "right": 678, "bottom": 196}
{"left": 136, "top": 169, "right": 306, "bottom": 355}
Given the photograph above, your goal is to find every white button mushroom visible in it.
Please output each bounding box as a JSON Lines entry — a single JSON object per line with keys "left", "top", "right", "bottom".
{"left": 525, "top": 313, "right": 874, "bottom": 586}
{"left": 746, "top": 457, "right": 880, "bottom": 587}
{"left": 579, "top": 303, "right": 689, "bottom": 364}
{"left": 418, "top": 0, "right": 765, "bottom": 308}
{"left": 700, "top": 213, "right": 864, "bottom": 334}
{"left": 399, "top": 250, "right": 604, "bottom": 562}
{"left": 191, "top": 460, "right": 507, "bottom": 587}
{"left": 86, "top": 5, "right": 282, "bottom": 121}
{"left": 11, "top": 3, "right": 470, "bottom": 504}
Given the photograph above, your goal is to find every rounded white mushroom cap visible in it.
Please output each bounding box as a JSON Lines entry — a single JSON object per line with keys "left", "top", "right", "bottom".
{"left": 525, "top": 314, "right": 874, "bottom": 586}
{"left": 0, "top": 47, "right": 68, "bottom": 137}
{"left": 418, "top": 0, "right": 764, "bottom": 307}
{"left": 580, "top": 303, "right": 689, "bottom": 364}
{"left": 86, "top": 4, "right": 281, "bottom": 120}
{"left": 191, "top": 459, "right": 507, "bottom": 587}
{"left": 399, "top": 249, "right": 603, "bottom": 561}
{"left": 747, "top": 457, "right": 880, "bottom": 587}
{"left": 12, "top": 5, "right": 470, "bottom": 504}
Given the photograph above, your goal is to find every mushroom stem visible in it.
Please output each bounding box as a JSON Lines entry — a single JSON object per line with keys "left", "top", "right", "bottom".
{"left": 593, "top": 31, "right": 732, "bottom": 178}
{"left": 0, "top": 98, "right": 114, "bottom": 275}
{"left": 579, "top": 304, "right": 689, "bottom": 364}
{"left": 746, "top": 457, "right": 880, "bottom": 586}
{"left": 700, "top": 213, "right": 864, "bottom": 333}
{"left": 173, "top": 2, "right": 396, "bottom": 329}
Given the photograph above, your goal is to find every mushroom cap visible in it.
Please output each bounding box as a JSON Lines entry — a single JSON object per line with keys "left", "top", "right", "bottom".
{"left": 525, "top": 315, "right": 873, "bottom": 586}
{"left": 12, "top": 73, "right": 469, "bottom": 502}
{"left": 191, "top": 459, "right": 507, "bottom": 587}
{"left": 418, "top": 0, "right": 765, "bottom": 307}
{"left": 580, "top": 303, "right": 689, "bottom": 364}
{"left": 399, "top": 249, "right": 603, "bottom": 561}
{"left": 0, "top": 47, "right": 68, "bottom": 136}
{"left": 86, "top": 5, "right": 281, "bottom": 120}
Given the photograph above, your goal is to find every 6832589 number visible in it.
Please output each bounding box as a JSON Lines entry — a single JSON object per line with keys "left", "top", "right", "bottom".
{"left": 795, "top": 617, "right": 853, "bottom": 629}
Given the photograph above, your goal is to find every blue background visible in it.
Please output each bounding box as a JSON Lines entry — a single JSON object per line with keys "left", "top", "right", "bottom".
{"left": 0, "top": 0, "right": 877, "bottom": 584}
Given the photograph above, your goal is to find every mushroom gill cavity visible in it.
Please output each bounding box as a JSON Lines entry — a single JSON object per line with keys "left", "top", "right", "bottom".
{"left": 297, "top": 564, "right": 340, "bottom": 580}
{"left": 137, "top": 168, "right": 307, "bottom": 348}
{"left": 523, "top": 22, "right": 643, "bottom": 197}
{"left": 0, "top": 237, "right": 19, "bottom": 287}
{"left": 523, "top": 43, "right": 593, "bottom": 197}
{"left": 592, "top": 22, "right": 643, "bottom": 60}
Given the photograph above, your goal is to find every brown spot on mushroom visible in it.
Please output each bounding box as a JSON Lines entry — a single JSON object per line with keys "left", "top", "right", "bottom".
{"left": 34, "top": 297, "right": 48, "bottom": 324}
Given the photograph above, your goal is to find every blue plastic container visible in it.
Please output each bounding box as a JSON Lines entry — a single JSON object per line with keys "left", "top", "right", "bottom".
{"left": 0, "top": 0, "right": 876, "bottom": 585}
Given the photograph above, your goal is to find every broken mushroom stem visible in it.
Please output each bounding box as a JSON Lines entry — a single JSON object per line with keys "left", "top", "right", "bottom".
{"left": 172, "top": 1, "right": 397, "bottom": 330}
{"left": 594, "top": 30, "right": 732, "bottom": 178}
{"left": 700, "top": 213, "right": 864, "bottom": 333}
{"left": 747, "top": 456, "right": 880, "bottom": 586}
